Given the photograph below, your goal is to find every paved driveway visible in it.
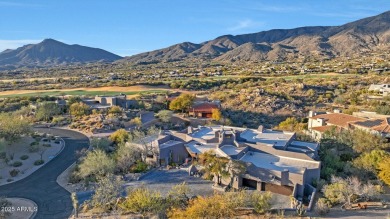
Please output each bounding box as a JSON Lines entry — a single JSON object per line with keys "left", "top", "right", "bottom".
{"left": 0, "top": 128, "right": 89, "bottom": 219}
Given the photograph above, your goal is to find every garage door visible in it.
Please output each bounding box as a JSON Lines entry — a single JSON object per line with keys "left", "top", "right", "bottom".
{"left": 265, "top": 183, "right": 293, "bottom": 196}
{"left": 242, "top": 178, "right": 257, "bottom": 189}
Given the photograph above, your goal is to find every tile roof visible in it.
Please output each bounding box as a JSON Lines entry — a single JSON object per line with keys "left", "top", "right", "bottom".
{"left": 351, "top": 118, "right": 390, "bottom": 134}
{"left": 190, "top": 102, "right": 219, "bottom": 112}
{"left": 310, "top": 113, "right": 364, "bottom": 128}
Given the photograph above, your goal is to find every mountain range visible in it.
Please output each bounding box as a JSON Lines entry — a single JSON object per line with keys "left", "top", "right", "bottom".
{"left": 0, "top": 39, "right": 122, "bottom": 69}
{"left": 1, "top": 10, "right": 390, "bottom": 69}
{"left": 122, "top": 10, "right": 390, "bottom": 63}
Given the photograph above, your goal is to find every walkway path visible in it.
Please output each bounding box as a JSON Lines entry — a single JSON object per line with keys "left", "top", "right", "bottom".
{"left": 0, "top": 128, "right": 89, "bottom": 219}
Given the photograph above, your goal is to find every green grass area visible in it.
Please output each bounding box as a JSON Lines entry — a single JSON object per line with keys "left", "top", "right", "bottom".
{"left": 0, "top": 89, "right": 168, "bottom": 98}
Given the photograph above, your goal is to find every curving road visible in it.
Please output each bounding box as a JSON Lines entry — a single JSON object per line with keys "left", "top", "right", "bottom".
{"left": 0, "top": 128, "right": 89, "bottom": 219}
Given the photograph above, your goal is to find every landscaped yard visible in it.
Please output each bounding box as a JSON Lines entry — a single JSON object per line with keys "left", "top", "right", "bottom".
{"left": 0, "top": 134, "right": 63, "bottom": 185}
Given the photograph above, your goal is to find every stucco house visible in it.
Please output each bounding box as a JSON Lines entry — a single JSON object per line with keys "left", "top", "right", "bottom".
{"left": 188, "top": 102, "right": 220, "bottom": 118}
{"left": 146, "top": 125, "right": 320, "bottom": 198}
{"left": 308, "top": 110, "right": 390, "bottom": 140}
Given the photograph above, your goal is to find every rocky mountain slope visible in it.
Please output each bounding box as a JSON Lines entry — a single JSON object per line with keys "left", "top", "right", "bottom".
{"left": 0, "top": 39, "right": 122, "bottom": 69}
{"left": 121, "top": 10, "right": 390, "bottom": 63}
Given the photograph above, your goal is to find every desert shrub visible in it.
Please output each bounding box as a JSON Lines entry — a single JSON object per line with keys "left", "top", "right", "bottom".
{"left": 168, "top": 191, "right": 249, "bottom": 219}
{"left": 251, "top": 192, "right": 272, "bottom": 214}
{"left": 90, "top": 137, "right": 111, "bottom": 151}
{"left": 42, "top": 143, "right": 51, "bottom": 147}
{"left": 20, "top": 155, "right": 29, "bottom": 160}
{"left": 34, "top": 160, "right": 44, "bottom": 165}
{"left": 0, "top": 197, "right": 12, "bottom": 218}
{"left": 29, "top": 144, "right": 39, "bottom": 153}
{"left": 12, "top": 161, "right": 22, "bottom": 167}
{"left": 90, "top": 174, "right": 124, "bottom": 212}
{"left": 323, "top": 176, "right": 380, "bottom": 207}
{"left": 130, "top": 161, "right": 148, "bottom": 173}
{"left": 119, "top": 187, "right": 165, "bottom": 217}
{"left": 30, "top": 141, "right": 39, "bottom": 146}
{"left": 315, "top": 198, "right": 330, "bottom": 215}
{"left": 78, "top": 150, "right": 115, "bottom": 178}
{"left": 9, "top": 169, "right": 19, "bottom": 177}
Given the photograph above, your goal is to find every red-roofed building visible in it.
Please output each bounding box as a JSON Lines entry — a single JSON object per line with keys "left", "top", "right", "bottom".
{"left": 350, "top": 118, "right": 390, "bottom": 139}
{"left": 189, "top": 102, "right": 220, "bottom": 118}
{"left": 308, "top": 111, "right": 365, "bottom": 140}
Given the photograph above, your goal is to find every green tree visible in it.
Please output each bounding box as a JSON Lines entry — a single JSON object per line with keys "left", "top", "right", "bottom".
{"left": 378, "top": 158, "right": 390, "bottom": 186}
{"left": 323, "top": 176, "right": 379, "bottom": 207}
{"left": 78, "top": 150, "right": 115, "bottom": 178}
{"left": 130, "top": 126, "right": 160, "bottom": 162}
{"left": 0, "top": 113, "right": 31, "bottom": 143}
{"left": 226, "top": 160, "right": 246, "bottom": 188}
{"left": 353, "top": 149, "right": 390, "bottom": 174}
{"left": 157, "top": 110, "right": 173, "bottom": 123}
{"left": 109, "top": 129, "right": 130, "bottom": 144}
{"left": 211, "top": 108, "right": 222, "bottom": 121}
{"left": 277, "top": 117, "right": 305, "bottom": 132}
{"left": 69, "top": 102, "right": 90, "bottom": 117}
{"left": 90, "top": 174, "right": 123, "bottom": 212}
{"left": 115, "top": 142, "right": 142, "bottom": 173}
{"left": 35, "top": 102, "right": 61, "bottom": 122}
{"left": 108, "top": 106, "right": 122, "bottom": 116}
{"left": 130, "top": 117, "right": 142, "bottom": 128}
{"left": 169, "top": 94, "right": 195, "bottom": 113}
{"left": 67, "top": 96, "right": 82, "bottom": 107}
{"left": 198, "top": 151, "right": 229, "bottom": 185}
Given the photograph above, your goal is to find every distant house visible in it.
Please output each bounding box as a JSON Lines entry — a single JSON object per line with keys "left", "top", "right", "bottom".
{"left": 350, "top": 118, "right": 390, "bottom": 139}
{"left": 189, "top": 102, "right": 220, "bottom": 118}
{"left": 307, "top": 111, "right": 364, "bottom": 140}
{"left": 92, "top": 94, "right": 138, "bottom": 109}
{"left": 368, "top": 84, "right": 390, "bottom": 96}
{"left": 308, "top": 110, "right": 390, "bottom": 140}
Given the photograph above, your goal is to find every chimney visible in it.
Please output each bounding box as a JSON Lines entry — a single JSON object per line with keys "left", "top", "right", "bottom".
{"left": 188, "top": 126, "right": 193, "bottom": 134}
{"left": 317, "top": 118, "right": 325, "bottom": 126}
{"left": 308, "top": 110, "right": 316, "bottom": 117}
{"left": 333, "top": 109, "right": 341, "bottom": 113}
{"left": 281, "top": 169, "right": 289, "bottom": 186}
{"left": 258, "top": 125, "right": 264, "bottom": 133}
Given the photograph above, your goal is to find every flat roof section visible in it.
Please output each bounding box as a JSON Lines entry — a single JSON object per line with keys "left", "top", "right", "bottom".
{"left": 219, "top": 145, "right": 245, "bottom": 156}
{"left": 290, "top": 141, "right": 318, "bottom": 151}
{"left": 240, "top": 152, "right": 316, "bottom": 174}
{"left": 240, "top": 129, "right": 294, "bottom": 147}
{"left": 190, "top": 127, "right": 215, "bottom": 140}
{"left": 186, "top": 141, "right": 216, "bottom": 154}
{"left": 159, "top": 140, "right": 182, "bottom": 149}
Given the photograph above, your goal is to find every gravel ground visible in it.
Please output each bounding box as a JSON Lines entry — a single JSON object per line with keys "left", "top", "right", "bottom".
{"left": 124, "top": 168, "right": 214, "bottom": 197}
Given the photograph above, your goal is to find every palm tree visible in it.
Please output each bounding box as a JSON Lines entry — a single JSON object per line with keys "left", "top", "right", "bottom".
{"left": 226, "top": 160, "right": 246, "bottom": 189}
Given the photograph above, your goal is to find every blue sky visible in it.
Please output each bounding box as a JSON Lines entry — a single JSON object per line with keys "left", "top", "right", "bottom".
{"left": 1, "top": 0, "right": 389, "bottom": 56}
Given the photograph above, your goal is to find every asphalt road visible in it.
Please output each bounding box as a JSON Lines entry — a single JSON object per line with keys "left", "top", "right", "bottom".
{"left": 0, "top": 128, "right": 89, "bottom": 219}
